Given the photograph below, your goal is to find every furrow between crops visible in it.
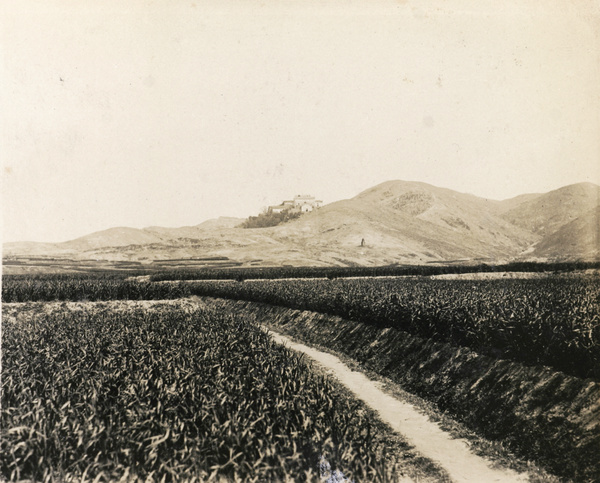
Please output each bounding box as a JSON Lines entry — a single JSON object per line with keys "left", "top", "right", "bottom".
{"left": 266, "top": 328, "right": 528, "bottom": 483}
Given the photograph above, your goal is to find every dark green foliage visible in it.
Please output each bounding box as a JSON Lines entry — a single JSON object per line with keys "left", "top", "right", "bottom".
{"left": 4, "top": 272, "right": 599, "bottom": 379}
{"left": 1, "top": 301, "right": 393, "bottom": 482}
{"left": 1, "top": 277, "right": 189, "bottom": 303}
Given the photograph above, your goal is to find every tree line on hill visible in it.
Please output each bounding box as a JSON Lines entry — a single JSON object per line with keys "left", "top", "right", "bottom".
{"left": 240, "top": 209, "right": 302, "bottom": 228}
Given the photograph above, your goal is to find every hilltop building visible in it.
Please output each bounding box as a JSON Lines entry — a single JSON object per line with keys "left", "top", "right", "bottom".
{"left": 269, "top": 195, "right": 323, "bottom": 214}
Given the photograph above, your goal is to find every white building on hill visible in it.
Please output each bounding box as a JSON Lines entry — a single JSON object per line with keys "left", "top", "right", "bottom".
{"left": 269, "top": 195, "right": 322, "bottom": 214}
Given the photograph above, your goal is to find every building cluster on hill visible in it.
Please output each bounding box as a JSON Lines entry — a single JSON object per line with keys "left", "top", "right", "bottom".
{"left": 241, "top": 194, "right": 322, "bottom": 229}
{"left": 268, "top": 195, "right": 323, "bottom": 214}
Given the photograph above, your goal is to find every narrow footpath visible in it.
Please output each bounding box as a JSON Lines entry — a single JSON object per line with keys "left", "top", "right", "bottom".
{"left": 266, "top": 329, "right": 528, "bottom": 483}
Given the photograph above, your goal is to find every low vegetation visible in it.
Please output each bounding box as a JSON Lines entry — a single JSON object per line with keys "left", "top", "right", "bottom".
{"left": 173, "top": 276, "right": 600, "bottom": 380}
{"left": 148, "top": 260, "right": 600, "bottom": 281}
{"left": 3, "top": 270, "right": 598, "bottom": 480}
{"left": 3, "top": 272, "right": 598, "bottom": 379}
{"left": 216, "top": 298, "right": 598, "bottom": 481}
{"left": 1, "top": 300, "right": 412, "bottom": 482}
{"left": 240, "top": 209, "right": 302, "bottom": 228}
{"left": 1, "top": 276, "right": 187, "bottom": 303}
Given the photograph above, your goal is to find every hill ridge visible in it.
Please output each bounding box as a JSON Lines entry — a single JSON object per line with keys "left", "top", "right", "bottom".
{"left": 4, "top": 181, "right": 599, "bottom": 267}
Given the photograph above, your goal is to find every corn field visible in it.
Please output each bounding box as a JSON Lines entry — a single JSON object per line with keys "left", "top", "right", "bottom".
{"left": 1, "top": 277, "right": 187, "bottom": 303}
{"left": 148, "top": 261, "right": 600, "bottom": 282}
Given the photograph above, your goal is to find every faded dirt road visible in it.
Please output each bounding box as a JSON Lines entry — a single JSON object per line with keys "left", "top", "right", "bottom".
{"left": 267, "top": 329, "right": 528, "bottom": 483}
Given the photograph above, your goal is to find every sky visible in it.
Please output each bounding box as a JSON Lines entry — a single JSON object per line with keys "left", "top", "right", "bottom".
{"left": 2, "top": 0, "right": 599, "bottom": 243}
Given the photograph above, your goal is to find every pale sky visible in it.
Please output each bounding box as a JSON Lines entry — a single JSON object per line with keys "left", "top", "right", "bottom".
{"left": 2, "top": 0, "right": 599, "bottom": 243}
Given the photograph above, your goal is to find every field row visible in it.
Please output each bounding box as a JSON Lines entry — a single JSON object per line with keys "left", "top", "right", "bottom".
{"left": 148, "top": 261, "right": 600, "bottom": 281}
{"left": 184, "top": 277, "right": 600, "bottom": 380}
{"left": 1, "top": 299, "right": 409, "bottom": 482}
{"left": 1, "top": 278, "right": 188, "bottom": 303}
{"left": 221, "top": 298, "right": 599, "bottom": 482}
{"left": 3, "top": 274, "right": 598, "bottom": 380}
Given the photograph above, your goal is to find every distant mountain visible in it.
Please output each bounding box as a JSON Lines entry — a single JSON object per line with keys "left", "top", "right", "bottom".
{"left": 61, "top": 227, "right": 167, "bottom": 251}
{"left": 143, "top": 217, "right": 243, "bottom": 239}
{"left": 499, "top": 182, "right": 599, "bottom": 237}
{"left": 271, "top": 180, "right": 535, "bottom": 263}
{"left": 3, "top": 183, "right": 599, "bottom": 268}
{"left": 529, "top": 206, "right": 600, "bottom": 259}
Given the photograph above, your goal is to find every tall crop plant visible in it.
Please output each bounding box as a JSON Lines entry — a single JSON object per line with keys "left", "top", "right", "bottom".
{"left": 148, "top": 261, "right": 600, "bottom": 282}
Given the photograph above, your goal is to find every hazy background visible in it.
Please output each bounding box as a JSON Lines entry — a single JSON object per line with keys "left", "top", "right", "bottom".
{"left": 2, "top": 0, "right": 599, "bottom": 243}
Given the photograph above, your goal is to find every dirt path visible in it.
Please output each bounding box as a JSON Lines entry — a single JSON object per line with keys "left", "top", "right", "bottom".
{"left": 267, "top": 329, "right": 528, "bottom": 483}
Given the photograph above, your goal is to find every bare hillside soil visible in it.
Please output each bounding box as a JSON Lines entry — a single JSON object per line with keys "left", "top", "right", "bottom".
{"left": 208, "top": 298, "right": 600, "bottom": 482}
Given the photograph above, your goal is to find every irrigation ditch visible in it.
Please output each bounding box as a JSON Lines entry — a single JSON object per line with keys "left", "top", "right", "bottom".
{"left": 266, "top": 328, "right": 528, "bottom": 483}
{"left": 198, "top": 296, "right": 600, "bottom": 482}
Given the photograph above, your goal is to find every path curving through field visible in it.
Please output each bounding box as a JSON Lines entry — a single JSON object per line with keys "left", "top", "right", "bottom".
{"left": 266, "top": 328, "right": 528, "bottom": 483}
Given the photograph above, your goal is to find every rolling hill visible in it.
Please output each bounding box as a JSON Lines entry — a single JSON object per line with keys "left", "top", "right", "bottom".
{"left": 499, "top": 182, "right": 599, "bottom": 237}
{"left": 3, "top": 182, "right": 599, "bottom": 268}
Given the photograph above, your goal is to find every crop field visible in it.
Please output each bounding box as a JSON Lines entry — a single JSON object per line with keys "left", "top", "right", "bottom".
{"left": 173, "top": 276, "right": 600, "bottom": 380}
{"left": 1, "top": 299, "right": 429, "bottom": 482}
{"left": 4, "top": 273, "right": 599, "bottom": 380}
{"left": 148, "top": 261, "right": 600, "bottom": 282}
{"left": 1, "top": 274, "right": 188, "bottom": 303}
{"left": 2, "top": 270, "right": 599, "bottom": 481}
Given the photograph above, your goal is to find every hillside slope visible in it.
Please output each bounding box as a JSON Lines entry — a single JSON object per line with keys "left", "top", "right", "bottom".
{"left": 272, "top": 180, "right": 536, "bottom": 261}
{"left": 500, "top": 183, "right": 600, "bottom": 237}
{"left": 60, "top": 227, "right": 168, "bottom": 251}
{"left": 531, "top": 206, "right": 600, "bottom": 259}
{"left": 3, "top": 182, "right": 599, "bottom": 266}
